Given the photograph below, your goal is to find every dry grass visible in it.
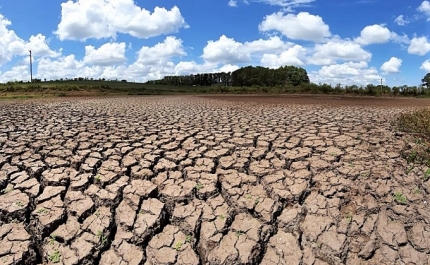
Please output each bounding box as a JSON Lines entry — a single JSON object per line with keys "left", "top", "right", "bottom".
{"left": 395, "top": 108, "right": 430, "bottom": 166}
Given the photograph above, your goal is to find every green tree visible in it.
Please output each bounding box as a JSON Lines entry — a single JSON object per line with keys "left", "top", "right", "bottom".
{"left": 421, "top": 73, "right": 430, "bottom": 88}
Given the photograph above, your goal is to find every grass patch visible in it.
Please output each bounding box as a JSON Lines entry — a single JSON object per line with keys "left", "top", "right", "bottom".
{"left": 393, "top": 191, "right": 407, "bottom": 204}
{"left": 48, "top": 250, "right": 61, "bottom": 263}
{"left": 395, "top": 108, "right": 430, "bottom": 167}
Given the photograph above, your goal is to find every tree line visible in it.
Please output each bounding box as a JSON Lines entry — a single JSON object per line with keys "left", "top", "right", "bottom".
{"left": 150, "top": 65, "right": 310, "bottom": 87}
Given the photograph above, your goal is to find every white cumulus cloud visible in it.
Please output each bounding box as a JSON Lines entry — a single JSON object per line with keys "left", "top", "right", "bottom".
{"left": 260, "top": 45, "right": 306, "bottom": 68}
{"left": 202, "top": 35, "right": 251, "bottom": 64}
{"left": 259, "top": 12, "right": 330, "bottom": 42}
{"left": 309, "top": 61, "right": 382, "bottom": 86}
{"left": 420, "top": 59, "right": 430, "bottom": 72}
{"left": 309, "top": 39, "right": 372, "bottom": 65}
{"left": 355, "top": 24, "right": 392, "bottom": 45}
{"left": 408, "top": 36, "right": 430, "bottom": 55}
{"left": 380, "top": 57, "right": 402, "bottom": 74}
{"left": 418, "top": 1, "right": 430, "bottom": 17}
{"left": 83, "top": 42, "right": 126, "bottom": 66}
{"left": 55, "top": 0, "right": 188, "bottom": 41}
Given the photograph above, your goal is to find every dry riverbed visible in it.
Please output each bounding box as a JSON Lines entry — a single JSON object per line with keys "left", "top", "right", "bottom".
{"left": 0, "top": 95, "right": 429, "bottom": 265}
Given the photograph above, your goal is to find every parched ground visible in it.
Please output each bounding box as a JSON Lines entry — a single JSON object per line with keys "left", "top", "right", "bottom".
{"left": 0, "top": 95, "right": 429, "bottom": 265}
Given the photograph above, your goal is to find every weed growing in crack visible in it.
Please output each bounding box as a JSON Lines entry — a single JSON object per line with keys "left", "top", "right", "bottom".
{"left": 97, "top": 230, "right": 108, "bottom": 246}
{"left": 94, "top": 174, "right": 101, "bottom": 182}
{"left": 393, "top": 191, "right": 407, "bottom": 204}
{"left": 423, "top": 169, "right": 430, "bottom": 181}
{"left": 255, "top": 198, "right": 260, "bottom": 204}
{"left": 218, "top": 214, "right": 226, "bottom": 220}
{"left": 348, "top": 162, "right": 354, "bottom": 168}
{"left": 139, "top": 209, "right": 147, "bottom": 215}
{"left": 345, "top": 213, "right": 353, "bottom": 223}
{"left": 195, "top": 182, "right": 204, "bottom": 191}
{"left": 48, "top": 250, "right": 61, "bottom": 263}
{"left": 15, "top": 201, "right": 24, "bottom": 207}
{"left": 174, "top": 241, "right": 183, "bottom": 251}
{"left": 235, "top": 231, "right": 244, "bottom": 237}
{"left": 245, "top": 194, "right": 252, "bottom": 200}
{"left": 414, "top": 188, "right": 421, "bottom": 194}
{"left": 185, "top": 235, "right": 192, "bottom": 243}
{"left": 94, "top": 210, "right": 100, "bottom": 217}
{"left": 49, "top": 234, "right": 56, "bottom": 245}
{"left": 37, "top": 207, "right": 49, "bottom": 215}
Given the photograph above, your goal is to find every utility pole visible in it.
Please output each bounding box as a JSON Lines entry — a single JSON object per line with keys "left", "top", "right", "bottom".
{"left": 29, "top": 50, "right": 33, "bottom": 82}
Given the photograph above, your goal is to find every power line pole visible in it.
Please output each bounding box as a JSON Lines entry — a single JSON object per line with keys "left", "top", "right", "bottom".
{"left": 29, "top": 50, "right": 33, "bottom": 83}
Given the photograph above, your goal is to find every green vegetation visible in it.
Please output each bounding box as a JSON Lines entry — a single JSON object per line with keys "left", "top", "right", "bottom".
{"left": 235, "top": 230, "right": 244, "bottom": 237}
{"left": 2, "top": 67, "right": 430, "bottom": 99}
{"left": 49, "top": 234, "right": 56, "bottom": 245}
{"left": 345, "top": 213, "right": 353, "bottom": 223}
{"left": 218, "top": 214, "right": 226, "bottom": 220}
{"left": 97, "top": 230, "right": 108, "bottom": 246}
{"left": 37, "top": 207, "right": 49, "bottom": 215}
{"left": 48, "top": 250, "right": 61, "bottom": 263}
{"left": 185, "top": 235, "right": 192, "bottom": 243}
{"left": 424, "top": 169, "right": 430, "bottom": 181}
{"left": 94, "top": 174, "right": 101, "bottom": 182}
{"left": 393, "top": 191, "right": 407, "bottom": 204}
{"left": 195, "top": 182, "right": 204, "bottom": 190}
{"left": 15, "top": 201, "right": 24, "bottom": 207}
{"left": 174, "top": 241, "right": 183, "bottom": 251}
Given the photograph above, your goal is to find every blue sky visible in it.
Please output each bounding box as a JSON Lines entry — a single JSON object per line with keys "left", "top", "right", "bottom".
{"left": 0, "top": 0, "right": 430, "bottom": 86}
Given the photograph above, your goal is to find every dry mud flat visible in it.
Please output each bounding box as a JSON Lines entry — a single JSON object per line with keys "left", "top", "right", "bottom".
{"left": 0, "top": 95, "right": 429, "bottom": 265}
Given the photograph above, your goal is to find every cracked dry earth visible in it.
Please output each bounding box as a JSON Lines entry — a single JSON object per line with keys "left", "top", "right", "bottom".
{"left": 0, "top": 95, "right": 429, "bottom": 265}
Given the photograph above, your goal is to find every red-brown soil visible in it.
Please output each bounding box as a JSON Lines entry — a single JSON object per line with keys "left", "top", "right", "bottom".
{"left": 0, "top": 95, "right": 429, "bottom": 265}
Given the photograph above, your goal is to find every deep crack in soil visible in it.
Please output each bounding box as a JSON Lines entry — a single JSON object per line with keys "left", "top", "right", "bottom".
{"left": 0, "top": 95, "right": 429, "bottom": 265}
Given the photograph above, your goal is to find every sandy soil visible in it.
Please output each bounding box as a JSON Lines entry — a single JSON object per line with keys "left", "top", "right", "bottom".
{"left": 0, "top": 95, "right": 429, "bottom": 265}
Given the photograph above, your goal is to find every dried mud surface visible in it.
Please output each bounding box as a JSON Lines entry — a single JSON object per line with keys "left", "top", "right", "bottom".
{"left": 0, "top": 95, "right": 429, "bottom": 265}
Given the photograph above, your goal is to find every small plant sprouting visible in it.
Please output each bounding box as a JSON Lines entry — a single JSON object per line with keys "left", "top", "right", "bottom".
{"left": 245, "top": 194, "right": 252, "bottom": 200}
{"left": 15, "top": 201, "right": 24, "bottom": 207}
{"left": 174, "top": 241, "right": 183, "bottom": 251}
{"left": 345, "top": 213, "right": 353, "bottom": 223}
{"left": 235, "top": 230, "right": 244, "bottom": 237}
{"left": 393, "top": 191, "right": 407, "bottom": 204}
{"left": 185, "top": 235, "right": 192, "bottom": 243}
{"left": 37, "top": 207, "right": 49, "bottom": 214}
{"left": 49, "top": 234, "right": 56, "bottom": 245}
{"left": 423, "top": 169, "right": 430, "bottom": 181}
{"left": 348, "top": 162, "right": 354, "bottom": 168}
{"left": 255, "top": 198, "right": 260, "bottom": 204}
{"left": 48, "top": 250, "right": 61, "bottom": 263}
{"left": 218, "top": 214, "right": 226, "bottom": 220}
{"left": 94, "top": 174, "right": 101, "bottom": 182}
{"left": 195, "top": 182, "right": 204, "bottom": 191}
{"left": 139, "top": 209, "right": 147, "bottom": 215}
{"left": 97, "top": 230, "right": 108, "bottom": 246}
{"left": 413, "top": 188, "right": 421, "bottom": 194}
{"left": 94, "top": 210, "right": 100, "bottom": 217}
